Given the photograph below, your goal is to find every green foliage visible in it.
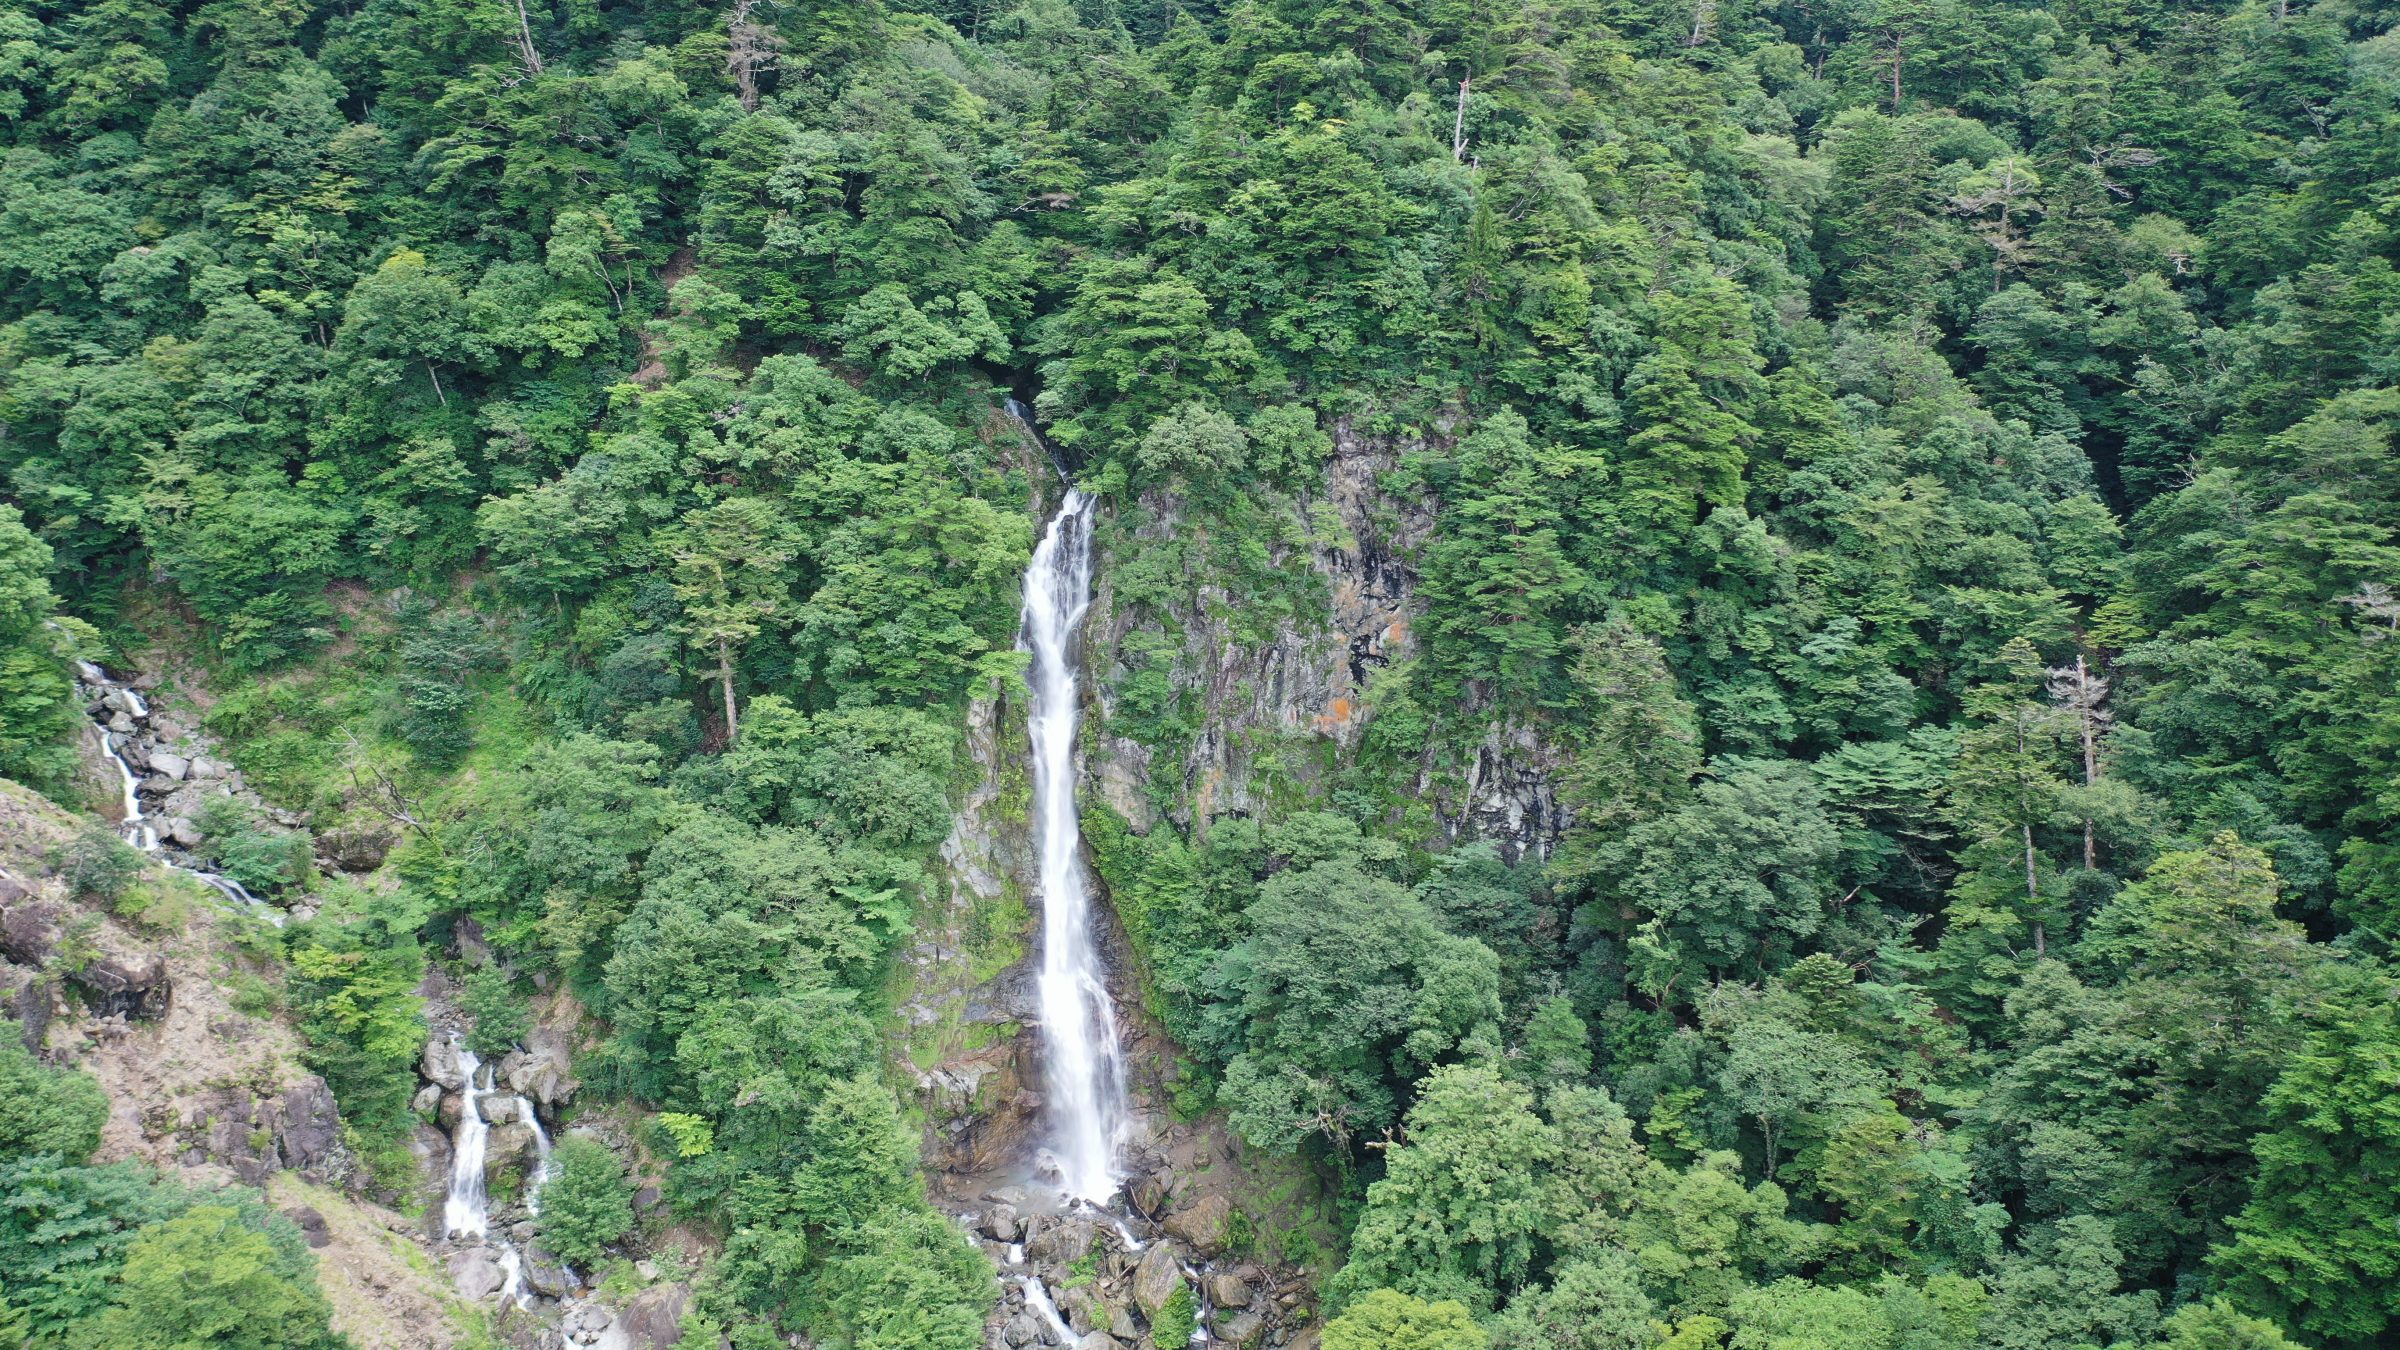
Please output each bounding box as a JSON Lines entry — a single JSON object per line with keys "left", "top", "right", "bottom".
{"left": 0, "top": 504, "right": 86, "bottom": 792}
{"left": 1321, "top": 1289, "right": 1489, "bottom": 1350}
{"left": 52, "top": 825, "right": 143, "bottom": 909}
{"left": 539, "top": 1136, "right": 635, "bottom": 1268}
{"left": 458, "top": 964, "right": 528, "bottom": 1058}
{"left": 11, "top": 0, "right": 2400, "bottom": 1344}
{"left": 65, "top": 1204, "right": 343, "bottom": 1350}
{"left": 0, "top": 1162, "right": 336, "bottom": 1348}
{"left": 0, "top": 1032, "right": 109, "bottom": 1162}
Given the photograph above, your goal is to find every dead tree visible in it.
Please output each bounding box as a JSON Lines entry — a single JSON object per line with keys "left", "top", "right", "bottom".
{"left": 2046, "top": 655, "right": 2112, "bottom": 870}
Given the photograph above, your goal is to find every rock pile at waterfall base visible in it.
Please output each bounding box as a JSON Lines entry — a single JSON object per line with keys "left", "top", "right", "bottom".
{"left": 955, "top": 1175, "right": 1321, "bottom": 1350}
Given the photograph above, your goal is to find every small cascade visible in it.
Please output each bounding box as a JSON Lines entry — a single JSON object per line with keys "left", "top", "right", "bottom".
{"left": 444, "top": 1043, "right": 494, "bottom": 1240}
{"left": 522, "top": 1100, "right": 556, "bottom": 1215}
{"left": 1023, "top": 1278, "right": 1076, "bottom": 1344}
{"left": 74, "top": 661, "right": 277, "bottom": 923}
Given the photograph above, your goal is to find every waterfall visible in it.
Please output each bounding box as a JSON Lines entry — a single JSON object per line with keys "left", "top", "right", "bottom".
{"left": 444, "top": 1043, "right": 493, "bottom": 1240}
{"left": 76, "top": 662, "right": 274, "bottom": 922}
{"left": 1020, "top": 485, "right": 1131, "bottom": 1205}
{"left": 522, "top": 1102, "right": 556, "bottom": 1215}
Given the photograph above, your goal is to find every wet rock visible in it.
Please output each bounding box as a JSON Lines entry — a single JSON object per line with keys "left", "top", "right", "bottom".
{"left": 1207, "top": 1273, "right": 1254, "bottom": 1309}
{"left": 1131, "top": 1241, "right": 1185, "bottom": 1318}
{"left": 410, "top": 1123, "right": 453, "bottom": 1185}
{"left": 71, "top": 952, "right": 171, "bottom": 1020}
{"left": 276, "top": 1076, "right": 342, "bottom": 1170}
{"left": 523, "top": 1249, "right": 575, "bottom": 1298}
{"left": 618, "top": 1282, "right": 691, "bottom": 1348}
{"left": 452, "top": 1249, "right": 506, "bottom": 1301}
{"left": 282, "top": 1205, "right": 332, "bottom": 1248}
{"left": 1026, "top": 1216, "right": 1096, "bottom": 1267}
{"left": 149, "top": 752, "right": 189, "bottom": 782}
{"left": 421, "top": 1033, "right": 468, "bottom": 1091}
{"left": 1162, "top": 1194, "right": 1232, "bottom": 1256}
{"left": 1126, "top": 1173, "right": 1166, "bottom": 1220}
{"left": 1213, "top": 1311, "right": 1266, "bottom": 1348}
{"left": 0, "top": 899, "right": 64, "bottom": 966}
{"left": 983, "top": 1204, "right": 1022, "bottom": 1243}
{"left": 1002, "top": 1312, "right": 1044, "bottom": 1347}
{"left": 487, "top": 1120, "right": 537, "bottom": 1171}
{"left": 318, "top": 825, "right": 394, "bottom": 874}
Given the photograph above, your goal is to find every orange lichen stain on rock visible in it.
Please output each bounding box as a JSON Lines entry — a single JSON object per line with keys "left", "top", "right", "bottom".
{"left": 1314, "top": 696, "right": 1356, "bottom": 734}
{"left": 1384, "top": 617, "right": 1410, "bottom": 648}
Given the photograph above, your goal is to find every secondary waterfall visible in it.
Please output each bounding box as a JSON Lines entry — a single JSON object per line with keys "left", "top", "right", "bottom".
{"left": 75, "top": 661, "right": 275, "bottom": 922}
{"left": 1021, "top": 485, "right": 1131, "bottom": 1205}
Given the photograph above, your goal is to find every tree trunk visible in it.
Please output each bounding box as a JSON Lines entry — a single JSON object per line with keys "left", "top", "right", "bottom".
{"left": 2025, "top": 820, "right": 2044, "bottom": 955}
{"left": 511, "top": 0, "right": 545, "bottom": 74}
{"left": 424, "top": 360, "right": 448, "bottom": 408}
{"left": 717, "top": 637, "right": 740, "bottom": 744}
{"left": 2078, "top": 655, "right": 2099, "bottom": 869}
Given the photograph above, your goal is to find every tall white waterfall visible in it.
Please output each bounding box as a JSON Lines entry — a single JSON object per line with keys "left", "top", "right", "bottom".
{"left": 1021, "top": 487, "right": 1131, "bottom": 1205}
{"left": 444, "top": 1043, "right": 493, "bottom": 1239}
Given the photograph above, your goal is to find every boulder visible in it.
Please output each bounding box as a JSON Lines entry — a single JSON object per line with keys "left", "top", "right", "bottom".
{"left": 191, "top": 757, "right": 228, "bottom": 780}
{"left": 504, "top": 1027, "right": 578, "bottom": 1106}
{"left": 1212, "top": 1311, "right": 1266, "bottom": 1348}
{"left": 275, "top": 1076, "right": 342, "bottom": 1170}
{"left": 486, "top": 1120, "right": 538, "bottom": 1172}
{"left": 1130, "top": 1242, "right": 1186, "bottom": 1318}
{"left": 1161, "top": 1194, "right": 1233, "bottom": 1256}
{"left": 983, "top": 1203, "right": 1022, "bottom": 1243}
{"left": 0, "top": 899, "right": 65, "bottom": 966}
{"left": 523, "top": 1249, "right": 575, "bottom": 1298}
{"left": 282, "top": 1205, "right": 332, "bottom": 1248}
{"left": 1001, "top": 1313, "right": 1043, "bottom": 1347}
{"left": 451, "top": 1249, "right": 506, "bottom": 1301}
{"left": 71, "top": 952, "right": 171, "bottom": 1020}
{"left": 1207, "top": 1273, "right": 1253, "bottom": 1310}
{"left": 3, "top": 968, "right": 50, "bottom": 1049}
{"left": 1078, "top": 1337, "right": 1124, "bottom": 1350}
{"left": 421, "top": 1034, "right": 468, "bottom": 1091}
{"left": 1126, "top": 1172, "right": 1166, "bottom": 1219}
{"left": 318, "top": 826, "right": 394, "bottom": 874}
{"left": 618, "top": 1282, "right": 691, "bottom": 1348}
{"left": 410, "top": 1123, "right": 454, "bottom": 1186}
{"left": 1286, "top": 1328, "right": 1321, "bottom": 1350}
{"left": 149, "top": 752, "right": 190, "bottom": 782}
{"left": 412, "top": 1083, "right": 442, "bottom": 1118}
{"left": 1107, "top": 1301, "right": 1140, "bottom": 1341}
{"left": 1026, "top": 1216, "right": 1096, "bottom": 1267}
{"left": 166, "top": 817, "right": 203, "bottom": 848}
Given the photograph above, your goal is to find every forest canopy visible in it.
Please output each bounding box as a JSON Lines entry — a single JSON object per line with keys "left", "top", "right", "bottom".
{"left": 6, "top": 0, "right": 2400, "bottom": 1346}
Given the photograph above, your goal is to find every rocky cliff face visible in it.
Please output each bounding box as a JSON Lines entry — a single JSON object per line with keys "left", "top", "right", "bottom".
{"left": 0, "top": 778, "right": 345, "bottom": 1187}
{"left": 1083, "top": 417, "right": 1573, "bottom": 862}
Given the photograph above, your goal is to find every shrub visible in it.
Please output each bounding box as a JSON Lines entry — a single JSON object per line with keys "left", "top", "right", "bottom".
{"left": 459, "top": 964, "right": 528, "bottom": 1057}
{"left": 0, "top": 1030, "right": 110, "bottom": 1162}
{"left": 538, "top": 1136, "right": 633, "bottom": 1267}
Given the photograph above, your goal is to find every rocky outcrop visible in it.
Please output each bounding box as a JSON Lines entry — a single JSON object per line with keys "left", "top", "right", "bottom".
{"left": 617, "top": 1282, "right": 691, "bottom": 1348}
{"left": 1082, "top": 416, "right": 1573, "bottom": 861}
{"left": 71, "top": 951, "right": 172, "bottom": 1021}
